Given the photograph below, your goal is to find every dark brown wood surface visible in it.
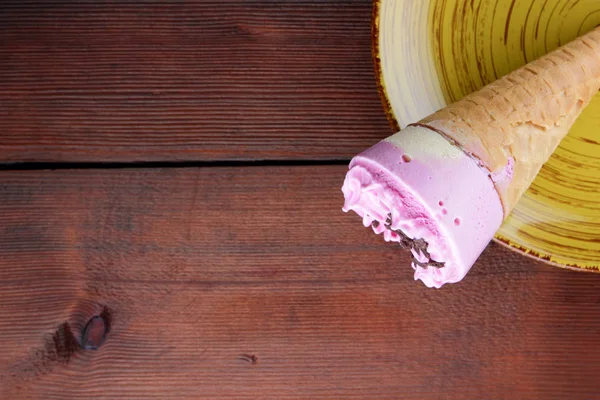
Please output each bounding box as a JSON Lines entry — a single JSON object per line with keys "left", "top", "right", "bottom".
{"left": 0, "top": 0, "right": 389, "bottom": 163}
{"left": 1, "top": 167, "right": 600, "bottom": 399}
{"left": 2, "top": 1, "right": 600, "bottom": 399}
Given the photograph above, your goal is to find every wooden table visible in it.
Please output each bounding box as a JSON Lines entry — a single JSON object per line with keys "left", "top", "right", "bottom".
{"left": 1, "top": 2, "right": 600, "bottom": 399}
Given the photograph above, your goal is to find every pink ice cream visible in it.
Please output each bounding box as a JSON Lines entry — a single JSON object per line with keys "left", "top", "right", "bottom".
{"left": 342, "top": 126, "right": 504, "bottom": 288}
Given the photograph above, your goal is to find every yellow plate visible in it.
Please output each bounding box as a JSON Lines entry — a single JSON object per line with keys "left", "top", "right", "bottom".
{"left": 373, "top": 0, "right": 600, "bottom": 271}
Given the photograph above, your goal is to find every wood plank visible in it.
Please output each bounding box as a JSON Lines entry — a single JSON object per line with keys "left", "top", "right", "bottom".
{"left": 0, "top": 1, "right": 390, "bottom": 163}
{"left": 1, "top": 166, "right": 600, "bottom": 399}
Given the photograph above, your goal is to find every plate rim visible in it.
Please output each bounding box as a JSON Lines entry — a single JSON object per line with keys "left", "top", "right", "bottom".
{"left": 370, "top": 0, "right": 600, "bottom": 273}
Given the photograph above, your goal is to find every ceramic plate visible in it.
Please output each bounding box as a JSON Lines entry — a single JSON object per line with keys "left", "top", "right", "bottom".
{"left": 373, "top": 0, "right": 600, "bottom": 271}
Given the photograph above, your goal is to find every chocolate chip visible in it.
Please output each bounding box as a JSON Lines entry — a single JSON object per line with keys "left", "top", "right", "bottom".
{"left": 428, "top": 260, "right": 445, "bottom": 268}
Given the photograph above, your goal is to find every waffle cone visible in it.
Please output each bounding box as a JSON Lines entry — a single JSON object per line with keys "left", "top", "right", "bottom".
{"left": 411, "top": 27, "right": 600, "bottom": 217}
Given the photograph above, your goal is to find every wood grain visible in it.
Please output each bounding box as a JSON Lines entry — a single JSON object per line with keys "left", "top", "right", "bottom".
{"left": 1, "top": 166, "right": 600, "bottom": 399}
{"left": 0, "top": 0, "right": 390, "bottom": 163}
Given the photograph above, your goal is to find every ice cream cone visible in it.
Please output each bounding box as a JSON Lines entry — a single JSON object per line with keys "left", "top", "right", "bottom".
{"left": 342, "top": 27, "right": 600, "bottom": 287}
{"left": 412, "top": 27, "right": 600, "bottom": 216}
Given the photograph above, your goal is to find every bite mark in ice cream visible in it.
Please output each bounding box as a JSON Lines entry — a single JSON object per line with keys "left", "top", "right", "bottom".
{"left": 378, "top": 213, "right": 445, "bottom": 269}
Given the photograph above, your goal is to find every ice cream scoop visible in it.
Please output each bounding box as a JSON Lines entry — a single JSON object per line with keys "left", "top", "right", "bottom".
{"left": 343, "top": 27, "right": 600, "bottom": 287}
